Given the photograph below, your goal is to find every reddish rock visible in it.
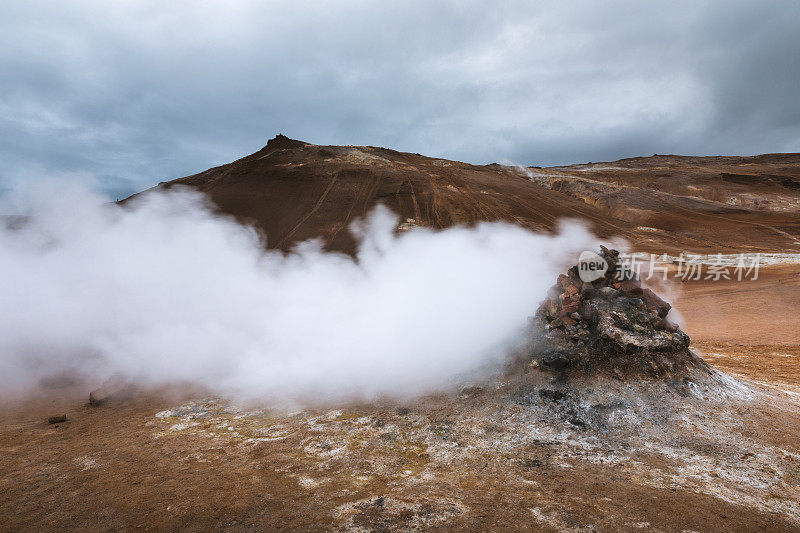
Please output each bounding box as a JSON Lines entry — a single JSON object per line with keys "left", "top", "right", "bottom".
{"left": 619, "top": 280, "right": 643, "bottom": 297}
{"left": 642, "top": 288, "right": 671, "bottom": 318}
{"left": 561, "top": 301, "right": 579, "bottom": 314}
{"left": 565, "top": 285, "right": 579, "bottom": 296}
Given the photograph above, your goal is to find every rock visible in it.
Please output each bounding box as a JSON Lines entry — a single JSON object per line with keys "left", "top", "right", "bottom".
{"left": 599, "top": 286, "right": 618, "bottom": 299}
{"left": 568, "top": 416, "right": 588, "bottom": 429}
{"left": 618, "top": 280, "right": 643, "bottom": 297}
{"left": 641, "top": 287, "right": 671, "bottom": 318}
{"left": 565, "top": 285, "right": 579, "bottom": 296}
{"left": 539, "top": 389, "right": 567, "bottom": 401}
{"left": 567, "top": 266, "right": 582, "bottom": 284}
{"left": 89, "top": 375, "right": 127, "bottom": 406}
{"left": 561, "top": 301, "right": 579, "bottom": 315}
{"left": 48, "top": 414, "right": 66, "bottom": 424}
{"left": 541, "top": 351, "right": 571, "bottom": 370}
{"left": 460, "top": 385, "right": 484, "bottom": 397}
{"left": 580, "top": 282, "right": 598, "bottom": 298}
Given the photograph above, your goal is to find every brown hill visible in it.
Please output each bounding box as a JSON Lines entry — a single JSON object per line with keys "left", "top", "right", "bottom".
{"left": 129, "top": 135, "right": 800, "bottom": 254}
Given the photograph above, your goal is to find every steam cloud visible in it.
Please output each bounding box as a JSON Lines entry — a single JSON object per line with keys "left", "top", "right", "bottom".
{"left": 0, "top": 185, "right": 598, "bottom": 405}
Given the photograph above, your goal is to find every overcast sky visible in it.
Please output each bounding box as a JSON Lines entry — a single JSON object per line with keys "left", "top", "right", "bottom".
{"left": 1, "top": 1, "right": 799, "bottom": 198}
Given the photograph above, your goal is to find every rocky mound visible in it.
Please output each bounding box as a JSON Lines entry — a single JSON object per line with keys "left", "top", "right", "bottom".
{"left": 530, "top": 246, "right": 706, "bottom": 377}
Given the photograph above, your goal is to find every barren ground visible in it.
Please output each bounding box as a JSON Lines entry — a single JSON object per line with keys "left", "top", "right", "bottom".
{"left": 3, "top": 142, "right": 800, "bottom": 531}
{"left": 2, "top": 264, "right": 799, "bottom": 532}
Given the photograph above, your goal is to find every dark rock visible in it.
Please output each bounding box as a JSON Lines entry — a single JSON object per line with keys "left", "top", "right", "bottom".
{"left": 541, "top": 351, "right": 571, "bottom": 370}
{"left": 641, "top": 287, "right": 671, "bottom": 318}
{"left": 599, "top": 286, "right": 618, "bottom": 299}
{"left": 568, "top": 415, "right": 588, "bottom": 429}
{"left": 48, "top": 414, "right": 66, "bottom": 424}
{"left": 538, "top": 389, "right": 567, "bottom": 401}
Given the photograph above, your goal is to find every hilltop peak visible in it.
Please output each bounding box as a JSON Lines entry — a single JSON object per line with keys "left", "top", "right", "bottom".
{"left": 263, "top": 134, "right": 307, "bottom": 151}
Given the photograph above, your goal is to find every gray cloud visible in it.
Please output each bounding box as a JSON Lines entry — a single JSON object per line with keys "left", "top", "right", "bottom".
{"left": 1, "top": 0, "right": 799, "bottom": 198}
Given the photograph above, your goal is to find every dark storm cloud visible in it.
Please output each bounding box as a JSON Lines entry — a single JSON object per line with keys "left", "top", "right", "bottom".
{"left": 1, "top": 0, "right": 799, "bottom": 198}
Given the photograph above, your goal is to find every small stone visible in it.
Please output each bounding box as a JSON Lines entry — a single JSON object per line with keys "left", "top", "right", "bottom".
{"left": 89, "top": 375, "right": 126, "bottom": 406}
{"left": 538, "top": 388, "right": 567, "bottom": 401}
{"left": 580, "top": 282, "right": 597, "bottom": 297}
{"left": 642, "top": 287, "right": 671, "bottom": 317}
{"left": 561, "top": 301, "right": 579, "bottom": 314}
{"left": 599, "top": 286, "right": 618, "bottom": 299}
{"left": 570, "top": 312, "right": 581, "bottom": 320}
{"left": 460, "top": 385, "right": 484, "bottom": 396}
{"left": 541, "top": 353, "right": 570, "bottom": 370}
{"left": 565, "top": 285, "right": 579, "bottom": 296}
{"left": 48, "top": 414, "right": 66, "bottom": 424}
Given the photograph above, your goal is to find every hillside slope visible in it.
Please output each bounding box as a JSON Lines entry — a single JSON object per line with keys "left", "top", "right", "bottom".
{"left": 130, "top": 135, "right": 800, "bottom": 254}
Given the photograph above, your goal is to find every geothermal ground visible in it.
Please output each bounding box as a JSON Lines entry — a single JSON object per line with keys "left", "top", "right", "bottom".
{"left": 2, "top": 138, "right": 800, "bottom": 531}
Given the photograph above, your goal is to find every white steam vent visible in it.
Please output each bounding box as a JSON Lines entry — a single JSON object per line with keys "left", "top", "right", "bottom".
{"left": 0, "top": 184, "right": 599, "bottom": 405}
